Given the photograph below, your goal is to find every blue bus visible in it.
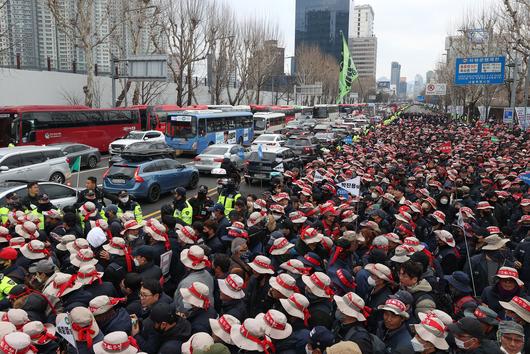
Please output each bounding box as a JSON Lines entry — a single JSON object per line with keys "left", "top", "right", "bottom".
{"left": 165, "top": 110, "right": 254, "bottom": 154}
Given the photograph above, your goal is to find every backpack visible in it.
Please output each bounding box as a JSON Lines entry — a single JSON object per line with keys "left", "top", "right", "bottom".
{"left": 344, "top": 325, "right": 386, "bottom": 354}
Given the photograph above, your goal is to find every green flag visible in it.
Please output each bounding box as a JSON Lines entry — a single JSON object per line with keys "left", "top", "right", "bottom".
{"left": 336, "top": 31, "right": 358, "bottom": 104}
{"left": 70, "top": 156, "right": 81, "bottom": 173}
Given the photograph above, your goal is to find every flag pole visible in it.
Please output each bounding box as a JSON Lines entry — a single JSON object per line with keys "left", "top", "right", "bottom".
{"left": 458, "top": 210, "right": 477, "bottom": 297}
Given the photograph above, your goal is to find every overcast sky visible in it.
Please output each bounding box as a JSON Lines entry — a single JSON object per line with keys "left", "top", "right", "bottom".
{"left": 219, "top": 0, "right": 498, "bottom": 81}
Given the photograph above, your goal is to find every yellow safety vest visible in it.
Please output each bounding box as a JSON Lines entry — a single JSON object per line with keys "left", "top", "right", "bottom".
{"left": 0, "top": 274, "right": 16, "bottom": 300}
{"left": 30, "top": 209, "right": 45, "bottom": 230}
{"left": 218, "top": 193, "right": 241, "bottom": 216}
{"left": 173, "top": 200, "right": 193, "bottom": 225}
{"left": 118, "top": 204, "right": 143, "bottom": 223}
{"left": 0, "top": 207, "right": 8, "bottom": 226}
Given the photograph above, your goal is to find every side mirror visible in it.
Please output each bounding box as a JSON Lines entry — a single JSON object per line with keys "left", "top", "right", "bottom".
{"left": 143, "top": 137, "right": 149, "bottom": 140}
{"left": 0, "top": 166, "right": 8, "bottom": 172}
{"left": 212, "top": 168, "right": 227, "bottom": 175}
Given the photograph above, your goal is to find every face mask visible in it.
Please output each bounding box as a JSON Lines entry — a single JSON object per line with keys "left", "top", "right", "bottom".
{"left": 133, "top": 258, "right": 140, "bottom": 267}
{"left": 128, "top": 234, "right": 138, "bottom": 241}
{"left": 421, "top": 203, "right": 430, "bottom": 210}
{"left": 367, "top": 276, "right": 376, "bottom": 287}
{"left": 305, "top": 345, "right": 313, "bottom": 354}
{"left": 454, "top": 338, "right": 467, "bottom": 349}
{"left": 371, "top": 192, "right": 379, "bottom": 199}
{"left": 440, "top": 197, "right": 449, "bottom": 205}
{"left": 411, "top": 337, "right": 424, "bottom": 352}
{"left": 119, "top": 197, "right": 129, "bottom": 203}
{"left": 273, "top": 213, "right": 282, "bottom": 221}
{"left": 239, "top": 252, "right": 251, "bottom": 262}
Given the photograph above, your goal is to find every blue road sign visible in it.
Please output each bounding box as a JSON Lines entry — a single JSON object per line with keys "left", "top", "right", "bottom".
{"left": 343, "top": 136, "right": 353, "bottom": 144}
{"left": 455, "top": 56, "right": 505, "bottom": 85}
{"left": 417, "top": 96, "right": 425, "bottom": 102}
{"left": 503, "top": 108, "right": 513, "bottom": 124}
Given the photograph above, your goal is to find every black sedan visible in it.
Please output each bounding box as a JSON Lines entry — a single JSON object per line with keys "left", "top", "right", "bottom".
{"left": 51, "top": 143, "right": 101, "bottom": 169}
{"left": 109, "top": 141, "right": 176, "bottom": 166}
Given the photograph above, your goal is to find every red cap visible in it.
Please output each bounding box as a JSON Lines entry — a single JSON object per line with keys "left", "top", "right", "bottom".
{"left": 0, "top": 247, "right": 18, "bottom": 261}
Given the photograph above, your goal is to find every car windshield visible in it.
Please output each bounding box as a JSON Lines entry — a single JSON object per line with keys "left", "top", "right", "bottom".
{"left": 202, "top": 146, "right": 229, "bottom": 155}
{"left": 286, "top": 138, "right": 310, "bottom": 146}
{"left": 255, "top": 135, "right": 277, "bottom": 142}
{"left": 108, "top": 165, "right": 136, "bottom": 178}
{"left": 124, "top": 131, "right": 144, "bottom": 140}
{"left": 254, "top": 118, "right": 266, "bottom": 130}
{"left": 248, "top": 152, "right": 276, "bottom": 161}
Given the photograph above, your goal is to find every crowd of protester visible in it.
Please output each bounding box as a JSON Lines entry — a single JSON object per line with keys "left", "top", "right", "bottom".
{"left": 0, "top": 112, "right": 529, "bottom": 354}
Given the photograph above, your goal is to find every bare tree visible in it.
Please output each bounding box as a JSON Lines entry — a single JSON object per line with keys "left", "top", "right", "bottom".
{"left": 47, "top": 0, "right": 120, "bottom": 107}
{"left": 160, "top": 0, "right": 210, "bottom": 106}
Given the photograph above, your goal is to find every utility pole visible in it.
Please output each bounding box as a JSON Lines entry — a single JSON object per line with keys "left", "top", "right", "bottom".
{"left": 510, "top": 53, "right": 519, "bottom": 127}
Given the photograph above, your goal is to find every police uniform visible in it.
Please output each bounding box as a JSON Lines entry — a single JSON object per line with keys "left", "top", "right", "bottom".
{"left": 0, "top": 274, "right": 17, "bottom": 300}
{"left": 173, "top": 201, "right": 193, "bottom": 225}
{"left": 217, "top": 192, "right": 241, "bottom": 216}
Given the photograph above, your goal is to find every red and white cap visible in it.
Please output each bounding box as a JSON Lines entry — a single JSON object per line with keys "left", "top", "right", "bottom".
{"left": 391, "top": 245, "right": 411, "bottom": 263}
{"left": 230, "top": 318, "right": 273, "bottom": 353}
{"left": 181, "top": 333, "right": 214, "bottom": 354}
{"left": 180, "top": 246, "right": 211, "bottom": 270}
{"left": 247, "top": 212, "right": 266, "bottom": 228}
{"left": 459, "top": 207, "right": 475, "bottom": 217}
{"left": 279, "top": 294, "right": 310, "bottom": 325}
{"left": 209, "top": 315, "right": 240, "bottom": 345}
{"left": 89, "top": 219, "right": 109, "bottom": 230}
{"left": 120, "top": 220, "right": 143, "bottom": 235}
{"left": 22, "top": 321, "right": 56, "bottom": 345}
{"left": 176, "top": 226, "right": 198, "bottom": 245}
{"left": 365, "top": 263, "right": 394, "bottom": 283}
{"left": 180, "top": 282, "right": 211, "bottom": 310}
{"left": 269, "top": 273, "right": 299, "bottom": 298}
{"left": 476, "top": 201, "right": 494, "bottom": 210}
{"left": 302, "top": 272, "right": 334, "bottom": 299}
{"left": 0, "top": 332, "right": 36, "bottom": 354}
{"left": 257, "top": 310, "right": 292, "bottom": 340}
{"left": 268, "top": 237, "right": 294, "bottom": 255}
{"left": 66, "top": 238, "right": 90, "bottom": 254}
{"left": 89, "top": 296, "right": 125, "bottom": 316}
{"left": 520, "top": 199, "right": 530, "bottom": 207}
{"left": 403, "top": 237, "right": 425, "bottom": 251}
{"left": 395, "top": 212, "right": 412, "bottom": 224}
{"left": 247, "top": 255, "right": 275, "bottom": 275}
{"left": 93, "top": 331, "right": 139, "bottom": 354}
{"left": 70, "top": 248, "right": 98, "bottom": 267}
{"left": 103, "top": 237, "right": 127, "bottom": 256}
{"left": 289, "top": 211, "right": 307, "bottom": 224}
{"left": 495, "top": 267, "right": 524, "bottom": 287}
{"left": 432, "top": 210, "right": 446, "bottom": 224}
{"left": 79, "top": 202, "right": 98, "bottom": 217}
{"left": 384, "top": 233, "right": 402, "bottom": 245}
{"left": 43, "top": 272, "right": 83, "bottom": 298}
{"left": 300, "top": 227, "right": 324, "bottom": 245}
{"left": 377, "top": 298, "right": 409, "bottom": 319}
{"left": 279, "top": 259, "right": 311, "bottom": 275}
{"left": 499, "top": 296, "right": 530, "bottom": 323}
{"left": 218, "top": 274, "right": 246, "bottom": 299}
{"left": 20, "top": 240, "right": 49, "bottom": 260}
{"left": 143, "top": 220, "right": 168, "bottom": 243}
{"left": 341, "top": 210, "right": 358, "bottom": 223}
{"left": 334, "top": 292, "right": 369, "bottom": 322}
{"left": 272, "top": 193, "right": 290, "bottom": 202}
{"left": 77, "top": 264, "right": 104, "bottom": 286}
{"left": 15, "top": 221, "right": 39, "bottom": 240}
{"left": 253, "top": 199, "right": 268, "bottom": 212}
{"left": 1, "top": 309, "right": 29, "bottom": 330}
{"left": 413, "top": 314, "right": 449, "bottom": 351}
{"left": 434, "top": 230, "right": 455, "bottom": 247}
{"left": 270, "top": 204, "right": 285, "bottom": 214}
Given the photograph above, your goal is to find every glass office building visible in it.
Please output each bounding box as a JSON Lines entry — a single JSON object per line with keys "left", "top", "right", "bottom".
{"left": 295, "top": 0, "right": 351, "bottom": 65}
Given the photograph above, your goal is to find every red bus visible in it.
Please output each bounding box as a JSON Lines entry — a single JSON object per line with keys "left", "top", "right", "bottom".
{"left": 0, "top": 105, "right": 141, "bottom": 152}
{"left": 131, "top": 104, "right": 181, "bottom": 132}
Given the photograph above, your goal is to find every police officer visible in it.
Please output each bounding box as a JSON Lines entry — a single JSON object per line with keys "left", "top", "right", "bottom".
{"left": 217, "top": 179, "right": 241, "bottom": 217}
{"left": 76, "top": 177, "right": 107, "bottom": 208}
{"left": 188, "top": 185, "right": 213, "bottom": 223}
{"left": 0, "top": 192, "right": 17, "bottom": 226}
{"left": 21, "top": 182, "right": 40, "bottom": 211}
{"left": 172, "top": 187, "right": 193, "bottom": 225}
{"left": 0, "top": 248, "right": 21, "bottom": 299}
{"left": 117, "top": 191, "right": 143, "bottom": 223}
{"left": 32, "top": 194, "right": 55, "bottom": 230}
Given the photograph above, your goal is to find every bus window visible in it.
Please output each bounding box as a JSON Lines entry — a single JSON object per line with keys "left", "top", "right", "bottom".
{"left": 10, "top": 118, "right": 20, "bottom": 144}
{"left": 198, "top": 118, "right": 206, "bottom": 136}
{"left": 139, "top": 109, "right": 148, "bottom": 130}
{"left": 149, "top": 109, "right": 157, "bottom": 130}
{"left": 168, "top": 115, "right": 196, "bottom": 138}
{"left": 21, "top": 119, "right": 35, "bottom": 143}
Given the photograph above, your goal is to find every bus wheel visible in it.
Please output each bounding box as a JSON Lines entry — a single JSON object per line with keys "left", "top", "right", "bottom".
{"left": 208, "top": 141, "right": 214, "bottom": 146}
{"left": 87, "top": 156, "right": 98, "bottom": 169}
{"left": 49, "top": 172, "right": 65, "bottom": 184}
{"left": 147, "top": 184, "right": 161, "bottom": 203}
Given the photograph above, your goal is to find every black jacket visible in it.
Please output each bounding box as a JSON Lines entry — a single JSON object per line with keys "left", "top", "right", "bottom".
{"left": 97, "top": 307, "right": 132, "bottom": 335}
{"left": 187, "top": 306, "right": 216, "bottom": 334}
{"left": 307, "top": 295, "right": 333, "bottom": 329}
{"left": 334, "top": 322, "right": 373, "bottom": 354}
{"left": 83, "top": 281, "right": 119, "bottom": 298}
{"left": 157, "top": 318, "right": 192, "bottom": 354}
{"left": 220, "top": 299, "right": 248, "bottom": 321}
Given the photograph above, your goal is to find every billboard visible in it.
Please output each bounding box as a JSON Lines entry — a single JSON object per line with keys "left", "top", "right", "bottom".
{"left": 454, "top": 56, "right": 505, "bottom": 85}
{"left": 377, "top": 81, "right": 391, "bottom": 90}
{"left": 425, "top": 83, "right": 447, "bottom": 96}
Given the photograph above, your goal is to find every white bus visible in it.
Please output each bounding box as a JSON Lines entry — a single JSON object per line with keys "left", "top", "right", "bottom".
{"left": 253, "top": 112, "right": 286, "bottom": 135}
{"left": 313, "top": 104, "right": 339, "bottom": 121}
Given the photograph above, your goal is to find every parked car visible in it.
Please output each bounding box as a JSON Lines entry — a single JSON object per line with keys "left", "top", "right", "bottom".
{"left": 0, "top": 146, "right": 71, "bottom": 184}
{"left": 193, "top": 144, "right": 249, "bottom": 174}
{"left": 109, "top": 130, "right": 165, "bottom": 155}
{"left": 284, "top": 136, "right": 320, "bottom": 162}
{"left": 51, "top": 143, "right": 101, "bottom": 169}
{"left": 103, "top": 159, "right": 199, "bottom": 203}
{"left": 109, "top": 141, "right": 175, "bottom": 167}
{"left": 250, "top": 134, "right": 286, "bottom": 150}
{"left": 314, "top": 132, "right": 338, "bottom": 146}
{"left": 245, "top": 146, "right": 302, "bottom": 183}
{"left": 0, "top": 181, "right": 78, "bottom": 209}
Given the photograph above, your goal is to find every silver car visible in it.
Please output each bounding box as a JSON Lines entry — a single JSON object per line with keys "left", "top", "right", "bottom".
{"left": 0, "top": 146, "right": 72, "bottom": 184}
{"left": 193, "top": 144, "right": 248, "bottom": 173}
{"left": 0, "top": 181, "right": 78, "bottom": 209}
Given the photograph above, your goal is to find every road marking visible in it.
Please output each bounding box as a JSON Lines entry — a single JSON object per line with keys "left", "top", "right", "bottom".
{"left": 144, "top": 210, "right": 161, "bottom": 218}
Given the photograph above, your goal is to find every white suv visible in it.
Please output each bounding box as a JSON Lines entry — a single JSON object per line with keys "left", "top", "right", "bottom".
{"left": 0, "top": 146, "right": 71, "bottom": 184}
{"left": 109, "top": 130, "right": 165, "bottom": 155}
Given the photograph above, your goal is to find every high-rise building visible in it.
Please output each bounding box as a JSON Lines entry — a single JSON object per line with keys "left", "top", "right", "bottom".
{"left": 5, "top": 0, "right": 39, "bottom": 68}
{"left": 398, "top": 76, "right": 407, "bottom": 97}
{"left": 390, "top": 61, "right": 401, "bottom": 86}
{"left": 350, "top": 4, "right": 374, "bottom": 38}
{"left": 426, "top": 70, "right": 434, "bottom": 84}
{"left": 295, "top": 0, "right": 351, "bottom": 64}
{"left": 348, "top": 4, "right": 376, "bottom": 95}
{"left": 413, "top": 74, "right": 424, "bottom": 97}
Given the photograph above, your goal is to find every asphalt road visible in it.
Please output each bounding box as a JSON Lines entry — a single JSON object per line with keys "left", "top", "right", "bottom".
{"left": 70, "top": 156, "right": 267, "bottom": 219}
